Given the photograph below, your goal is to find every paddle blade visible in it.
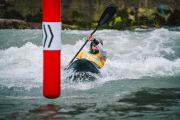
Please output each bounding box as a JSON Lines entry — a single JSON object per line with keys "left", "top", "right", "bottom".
{"left": 98, "top": 4, "right": 116, "bottom": 26}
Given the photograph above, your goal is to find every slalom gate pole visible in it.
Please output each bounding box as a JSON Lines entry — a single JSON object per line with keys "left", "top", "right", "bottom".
{"left": 43, "top": 0, "right": 61, "bottom": 99}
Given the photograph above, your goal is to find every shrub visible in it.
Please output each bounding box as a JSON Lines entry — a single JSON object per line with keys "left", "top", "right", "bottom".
{"left": 168, "top": 9, "right": 180, "bottom": 26}
{"left": 71, "top": 11, "right": 84, "bottom": 21}
{"left": 4, "top": 9, "right": 24, "bottom": 20}
{"left": 116, "top": 8, "right": 129, "bottom": 19}
{"left": 25, "top": 11, "right": 42, "bottom": 23}
{"left": 130, "top": 9, "right": 135, "bottom": 15}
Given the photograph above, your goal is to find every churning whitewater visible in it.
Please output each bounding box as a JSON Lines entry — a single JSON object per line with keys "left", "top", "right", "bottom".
{"left": 0, "top": 28, "right": 180, "bottom": 119}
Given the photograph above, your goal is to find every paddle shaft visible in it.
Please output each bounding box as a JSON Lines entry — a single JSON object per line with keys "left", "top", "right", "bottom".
{"left": 68, "top": 27, "right": 98, "bottom": 64}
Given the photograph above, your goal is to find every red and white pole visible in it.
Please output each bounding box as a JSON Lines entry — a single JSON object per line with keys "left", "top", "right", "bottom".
{"left": 43, "top": 0, "right": 61, "bottom": 99}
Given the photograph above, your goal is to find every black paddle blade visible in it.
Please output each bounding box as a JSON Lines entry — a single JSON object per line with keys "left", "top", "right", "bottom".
{"left": 98, "top": 4, "right": 116, "bottom": 26}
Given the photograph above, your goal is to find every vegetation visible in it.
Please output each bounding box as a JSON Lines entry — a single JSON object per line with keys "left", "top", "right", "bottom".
{"left": 129, "top": 9, "right": 135, "bottom": 15}
{"left": 2, "top": 6, "right": 180, "bottom": 29}
{"left": 168, "top": 9, "right": 180, "bottom": 26}
{"left": 4, "top": 9, "right": 42, "bottom": 23}
{"left": 25, "top": 10, "right": 42, "bottom": 23}
{"left": 71, "top": 10, "right": 84, "bottom": 22}
{"left": 4, "top": 9, "right": 24, "bottom": 20}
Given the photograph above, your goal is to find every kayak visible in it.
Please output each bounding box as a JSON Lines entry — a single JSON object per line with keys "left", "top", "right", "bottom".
{"left": 67, "top": 59, "right": 100, "bottom": 74}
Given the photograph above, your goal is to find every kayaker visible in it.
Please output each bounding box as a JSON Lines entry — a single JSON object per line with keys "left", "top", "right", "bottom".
{"left": 64, "top": 34, "right": 107, "bottom": 69}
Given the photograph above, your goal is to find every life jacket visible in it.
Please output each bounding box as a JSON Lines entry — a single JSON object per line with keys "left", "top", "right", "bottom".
{"left": 76, "top": 51, "right": 107, "bottom": 68}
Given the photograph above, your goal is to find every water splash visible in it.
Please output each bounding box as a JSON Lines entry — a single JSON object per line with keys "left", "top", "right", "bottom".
{"left": 0, "top": 28, "right": 180, "bottom": 91}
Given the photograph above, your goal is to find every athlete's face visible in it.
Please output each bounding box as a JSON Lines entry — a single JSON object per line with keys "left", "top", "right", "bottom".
{"left": 92, "top": 44, "right": 98, "bottom": 50}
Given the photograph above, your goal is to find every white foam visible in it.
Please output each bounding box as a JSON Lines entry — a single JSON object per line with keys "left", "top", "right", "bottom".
{"left": 61, "top": 29, "right": 180, "bottom": 79}
{"left": 0, "top": 42, "right": 43, "bottom": 90}
{"left": 0, "top": 29, "right": 180, "bottom": 91}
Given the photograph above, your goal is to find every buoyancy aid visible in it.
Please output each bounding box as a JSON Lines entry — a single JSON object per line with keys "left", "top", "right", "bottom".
{"left": 76, "top": 51, "right": 107, "bottom": 68}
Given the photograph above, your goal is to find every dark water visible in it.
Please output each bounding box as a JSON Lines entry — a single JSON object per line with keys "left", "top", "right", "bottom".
{"left": 0, "top": 28, "right": 180, "bottom": 119}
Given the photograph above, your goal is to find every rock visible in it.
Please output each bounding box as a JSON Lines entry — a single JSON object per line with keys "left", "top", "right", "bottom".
{"left": 154, "top": 24, "right": 160, "bottom": 28}
{"left": 140, "top": 25, "right": 148, "bottom": 29}
{"left": 23, "top": 25, "right": 32, "bottom": 29}
{"left": 129, "top": 26, "right": 140, "bottom": 30}
{"left": 0, "top": 18, "right": 42, "bottom": 29}
{"left": 27, "top": 22, "right": 42, "bottom": 29}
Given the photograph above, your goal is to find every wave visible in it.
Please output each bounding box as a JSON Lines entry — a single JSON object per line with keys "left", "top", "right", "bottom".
{"left": 0, "top": 42, "right": 43, "bottom": 90}
{"left": 0, "top": 28, "right": 180, "bottom": 90}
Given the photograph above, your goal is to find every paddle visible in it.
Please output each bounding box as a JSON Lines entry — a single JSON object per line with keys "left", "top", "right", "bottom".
{"left": 68, "top": 4, "right": 116, "bottom": 65}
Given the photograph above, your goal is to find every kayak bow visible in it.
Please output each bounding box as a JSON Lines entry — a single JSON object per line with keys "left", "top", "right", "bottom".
{"left": 67, "top": 59, "right": 100, "bottom": 74}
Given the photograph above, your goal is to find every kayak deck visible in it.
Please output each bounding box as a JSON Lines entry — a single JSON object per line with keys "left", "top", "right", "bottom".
{"left": 67, "top": 59, "right": 100, "bottom": 74}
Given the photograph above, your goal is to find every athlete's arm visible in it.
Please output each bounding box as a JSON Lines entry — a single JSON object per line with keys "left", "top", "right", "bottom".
{"left": 93, "top": 39, "right": 107, "bottom": 60}
{"left": 87, "top": 34, "right": 107, "bottom": 59}
{"left": 96, "top": 43, "right": 107, "bottom": 59}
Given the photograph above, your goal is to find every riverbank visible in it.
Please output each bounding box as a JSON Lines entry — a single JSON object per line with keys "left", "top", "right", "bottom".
{"left": 0, "top": 18, "right": 175, "bottom": 30}
{"left": 0, "top": 19, "right": 42, "bottom": 29}
{"left": 54, "top": 23, "right": 165, "bottom": 30}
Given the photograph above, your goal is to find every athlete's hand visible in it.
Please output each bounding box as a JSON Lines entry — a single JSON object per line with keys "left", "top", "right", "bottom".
{"left": 87, "top": 34, "right": 94, "bottom": 41}
{"left": 64, "top": 65, "right": 68, "bottom": 69}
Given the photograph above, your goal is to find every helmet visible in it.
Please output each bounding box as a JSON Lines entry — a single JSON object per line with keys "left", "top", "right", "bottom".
{"left": 90, "top": 38, "right": 103, "bottom": 54}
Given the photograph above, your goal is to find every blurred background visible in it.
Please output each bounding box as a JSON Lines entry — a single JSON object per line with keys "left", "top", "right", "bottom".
{"left": 0, "top": 0, "right": 180, "bottom": 30}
